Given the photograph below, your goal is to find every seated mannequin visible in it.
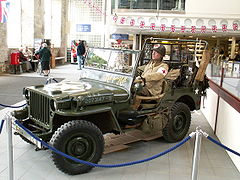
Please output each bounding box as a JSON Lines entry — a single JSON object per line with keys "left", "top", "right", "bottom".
{"left": 134, "top": 44, "right": 169, "bottom": 97}
{"left": 133, "top": 45, "right": 169, "bottom": 109}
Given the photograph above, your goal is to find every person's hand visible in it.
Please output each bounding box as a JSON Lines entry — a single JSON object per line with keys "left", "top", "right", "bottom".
{"left": 134, "top": 76, "right": 142, "bottom": 83}
{"left": 134, "top": 76, "right": 146, "bottom": 86}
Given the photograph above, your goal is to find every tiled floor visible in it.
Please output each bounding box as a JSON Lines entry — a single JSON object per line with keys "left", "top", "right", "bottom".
{"left": 0, "top": 64, "right": 239, "bottom": 180}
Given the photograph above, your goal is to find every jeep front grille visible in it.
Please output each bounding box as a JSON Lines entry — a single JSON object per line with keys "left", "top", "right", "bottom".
{"left": 29, "top": 91, "right": 51, "bottom": 128}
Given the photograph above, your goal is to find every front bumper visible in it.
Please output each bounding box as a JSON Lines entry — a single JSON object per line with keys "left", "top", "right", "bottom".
{"left": 11, "top": 115, "right": 43, "bottom": 149}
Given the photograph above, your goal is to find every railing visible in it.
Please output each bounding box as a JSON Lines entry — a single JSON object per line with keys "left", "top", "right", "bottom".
{"left": 207, "top": 61, "right": 240, "bottom": 99}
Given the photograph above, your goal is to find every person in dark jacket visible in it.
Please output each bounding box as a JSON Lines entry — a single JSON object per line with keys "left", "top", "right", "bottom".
{"left": 35, "top": 43, "right": 51, "bottom": 76}
{"left": 234, "top": 49, "right": 240, "bottom": 62}
{"left": 77, "top": 40, "right": 86, "bottom": 70}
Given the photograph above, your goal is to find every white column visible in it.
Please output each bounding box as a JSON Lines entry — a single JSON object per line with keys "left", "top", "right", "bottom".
{"left": 230, "top": 36, "right": 236, "bottom": 59}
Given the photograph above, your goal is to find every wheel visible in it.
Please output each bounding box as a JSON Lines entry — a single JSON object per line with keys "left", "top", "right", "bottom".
{"left": 163, "top": 102, "right": 191, "bottom": 143}
{"left": 50, "top": 120, "right": 104, "bottom": 175}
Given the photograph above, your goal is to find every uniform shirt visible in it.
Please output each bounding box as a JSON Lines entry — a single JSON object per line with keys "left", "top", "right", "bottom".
{"left": 141, "top": 60, "right": 169, "bottom": 96}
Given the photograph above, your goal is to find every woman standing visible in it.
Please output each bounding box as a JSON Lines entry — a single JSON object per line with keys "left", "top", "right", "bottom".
{"left": 35, "top": 43, "right": 51, "bottom": 76}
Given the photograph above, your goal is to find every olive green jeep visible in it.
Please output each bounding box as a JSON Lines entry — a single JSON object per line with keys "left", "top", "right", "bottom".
{"left": 12, "top": 38, "right": 209, "bottom": 175}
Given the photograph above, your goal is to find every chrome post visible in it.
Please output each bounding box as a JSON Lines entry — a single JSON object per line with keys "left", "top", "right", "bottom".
{"left": 191, "top": 127, "right": 202, "bottom": 180}
{"left": 6, "top": 114, "right": 14, "bottom": 180}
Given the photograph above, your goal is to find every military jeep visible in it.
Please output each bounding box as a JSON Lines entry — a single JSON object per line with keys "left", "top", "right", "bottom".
{"left": 12, "top": 38, "right": 209, "bottom": 175}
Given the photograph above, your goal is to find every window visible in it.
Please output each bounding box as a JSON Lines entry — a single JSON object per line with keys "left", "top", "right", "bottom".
{"left": 115, "top": 0, "right": 185, "bottom": 11}
{"left": 44, "top": 0, "right": 62, "bottom": 47}
{"left": 68, "top": 0, "right": 104, "bottom": 47}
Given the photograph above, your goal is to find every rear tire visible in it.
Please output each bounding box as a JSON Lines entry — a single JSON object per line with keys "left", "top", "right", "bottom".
{"left": 50, "top": 120, "right": 104, "bottom": 175}
{"left": 163, "top": 102, "right": 191, "bottom": 143}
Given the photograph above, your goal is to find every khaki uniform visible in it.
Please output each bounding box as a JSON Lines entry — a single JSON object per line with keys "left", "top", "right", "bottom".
{"left": 141, "top": 60, "right": 169, "bottom": 96}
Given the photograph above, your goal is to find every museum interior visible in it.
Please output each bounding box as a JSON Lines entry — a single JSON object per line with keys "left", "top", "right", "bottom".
{"left": 0, "top": 0, "right": 239, "bottom": 179}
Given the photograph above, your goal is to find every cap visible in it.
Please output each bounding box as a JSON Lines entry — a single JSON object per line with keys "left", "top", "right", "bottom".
{"left": 152, "top": 44, "right": 166, "bottom": 56}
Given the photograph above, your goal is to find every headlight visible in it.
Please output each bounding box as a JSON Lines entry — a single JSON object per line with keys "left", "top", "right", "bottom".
{"left": 50, "top": 100, "right": 57, "bottom": 111}
{"left": 23, "top": 88, "right": 30, "bottom": 100}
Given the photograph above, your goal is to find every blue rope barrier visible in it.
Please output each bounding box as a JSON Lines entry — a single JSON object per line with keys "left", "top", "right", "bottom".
{"left": 0, "top": 103, "right": 26, "bottom": 108}
{"left": 52, "top": 78, "right": 58, "bottom": 83}
{"left": 46, "top": 78, "right": 59, "bottom": 84}
{"left": 207, "top": 136, "right": 240, "bottom": 157}
{"left": 0, "top": 119, "right": 5, "bottom": 134}
{"left": 15, "top": 120, "right": 192, "bottom": 168}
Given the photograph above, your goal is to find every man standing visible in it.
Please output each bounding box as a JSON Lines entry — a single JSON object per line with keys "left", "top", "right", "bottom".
{"left": 135, "top": 44, "right": 169, "bottom": 96}
{"left": 77, "top": 40, "right": 86, "bottom": 70}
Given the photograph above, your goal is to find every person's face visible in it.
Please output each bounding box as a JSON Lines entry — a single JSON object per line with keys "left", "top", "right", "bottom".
{"left": 152, "top": 50, "right": 162, "bottom": 60}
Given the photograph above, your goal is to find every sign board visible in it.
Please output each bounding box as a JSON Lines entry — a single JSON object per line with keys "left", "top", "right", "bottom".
{"left": 111, "top": 34, "right": 129, "bottom": 40}
{"left": 76, "top": 24, "right": 91, "bottom": 32}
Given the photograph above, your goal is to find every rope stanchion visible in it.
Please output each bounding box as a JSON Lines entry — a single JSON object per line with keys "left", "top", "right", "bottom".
{"left": 191, "top": 128, "right": 202, "bottom": 180}
{"left": 6, "top": 114, "right": 14, "bottom": 180}
{"left": 207, "top": 135, "right": 240, "bottom": 157}
{"left": 0, "top": 103, "right": 26, "bottom": 108}
{"left": 14, "top": 120, "right": 194, "bottom": 168}
{"left": 0, "top": 119, "right": 5, "bottom": 134}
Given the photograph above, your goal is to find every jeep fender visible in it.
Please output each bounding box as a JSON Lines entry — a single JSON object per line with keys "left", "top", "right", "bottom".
{"left": 176, "top": 94, "right": 200, "bottom": 111}
{"left": 54, "top": 107, "right": 122, "bottom": 134}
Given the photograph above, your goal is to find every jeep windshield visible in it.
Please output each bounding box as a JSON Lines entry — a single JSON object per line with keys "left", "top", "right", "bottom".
{"left": 79, "top": 48, "right": 141, "bottom": 89}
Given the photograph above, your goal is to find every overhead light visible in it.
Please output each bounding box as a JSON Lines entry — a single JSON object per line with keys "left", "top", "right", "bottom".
{"left": 212, "top": 36, "right": 216, "bottom": 38}
{"left": 189, "top": 36, "right": 193, "bottom": 38}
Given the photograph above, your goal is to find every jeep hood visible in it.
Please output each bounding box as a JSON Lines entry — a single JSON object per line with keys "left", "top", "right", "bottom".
{"left": 29, "top": 79, "right": 129, "bottom": 102}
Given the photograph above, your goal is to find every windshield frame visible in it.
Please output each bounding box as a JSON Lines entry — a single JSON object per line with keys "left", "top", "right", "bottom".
{"left": 79, "top": 47, "right": 141, "bottom": 91}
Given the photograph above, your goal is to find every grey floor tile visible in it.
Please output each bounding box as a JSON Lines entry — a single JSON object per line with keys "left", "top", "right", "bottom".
{"left": 169, "top": 174, "right": 190, "bottom": 180}
{"left": 147, "top": 162, "right": 170, "bottom": 175}
{"left": 213, "top": 167, "right": 240, "bottom": 179}
{"left": 145, "top": 171, "right": 169, "bottom": 180}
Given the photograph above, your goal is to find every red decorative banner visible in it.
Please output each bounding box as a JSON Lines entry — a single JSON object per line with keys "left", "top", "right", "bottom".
{"left": 113, "top": 15, "right": 118, "bottom": 23}
{"left": 201, "top": 26, "right": 206, "bottom": 33}
{"left": 191, "top": 26, "right": 196, "bottom": 33}
{"left": 139, "top": 21, "right": 145, "bottom": 28}
{"left": 212, "top": 25, "right": 217, "bottom": 33}
{"left": 222, "top": 24, "right": 227, "bottom": 32}
{"left": 150, "top": 23, "right": 156, "bottom": 30}
{"left": 120, "top": 17, "right": 126, "bottom": 24}
{"left": 180, "top": 26, "right": 186, "bottom": 33}
{"left": 233, "top": 23, "right": 238, "bottom": 31}
{"left": 113, "top": 16, "right": 240, "bottom": 33}
{"left": 130, "top": 19, "right": 135, "bottom": 26}
{"left": 160, "top": 24, "right": 166, "bottom": 31}
{"left": 171, "top": 25, "right": 175, "bottom": 32}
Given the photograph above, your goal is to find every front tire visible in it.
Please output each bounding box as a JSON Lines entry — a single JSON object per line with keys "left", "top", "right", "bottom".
{"left": 163, "top": 102, "right": 191, "bottom": 143}
{"left": 50, "top": 120, "right": 104, "bottom": 175}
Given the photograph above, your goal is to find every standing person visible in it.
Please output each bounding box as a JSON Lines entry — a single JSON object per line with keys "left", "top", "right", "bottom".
{"left": 234, "top": 49, "right": 240, "bottom": 62}
{"left": 77, "top": 40, "right": 86, "bottom": 70}
{"left": 35, "top": 43, "right": 51, "bottom": 76}
{"left": 135, "top": 45, "right": 169, "bottom": 96}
